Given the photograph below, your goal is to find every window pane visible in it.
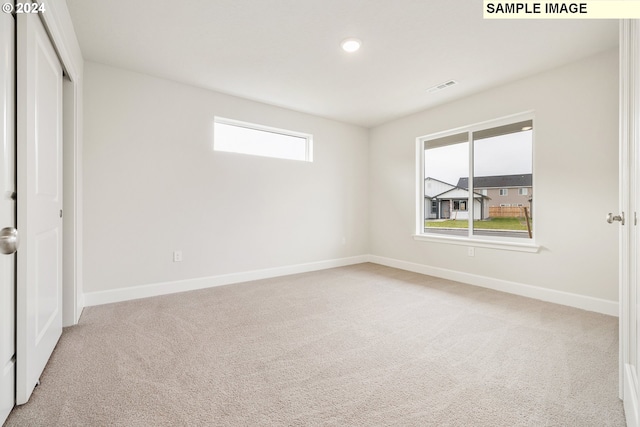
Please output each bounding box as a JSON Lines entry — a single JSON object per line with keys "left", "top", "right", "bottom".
{"left": 472, "top": 122, "right": 533, "bottom": 239}
{"left": 424, "top": 132, "right": 469, "bottom": 236}
{"left": 214, "top": 119, "right": 311, "bottom": 162}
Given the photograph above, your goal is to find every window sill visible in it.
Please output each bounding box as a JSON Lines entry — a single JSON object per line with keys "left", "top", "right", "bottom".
{"left": 413, "top": 234, "right": 540, "bottom": 253}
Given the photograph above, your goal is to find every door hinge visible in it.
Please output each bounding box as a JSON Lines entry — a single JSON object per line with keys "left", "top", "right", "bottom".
{"left": 59, "top": 209, "right": 62, "bottom": 218}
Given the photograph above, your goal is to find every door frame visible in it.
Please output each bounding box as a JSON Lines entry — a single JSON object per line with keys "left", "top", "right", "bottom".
{"left": 37, "top": 0, "right": 84, "bottom": 326}
{"left": 0, "top": 9, "right": 16, "bottom": 425}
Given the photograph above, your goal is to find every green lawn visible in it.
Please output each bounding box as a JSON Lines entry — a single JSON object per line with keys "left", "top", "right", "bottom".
{"left": 426, "top": 217, "right": 531, "bottom": 231}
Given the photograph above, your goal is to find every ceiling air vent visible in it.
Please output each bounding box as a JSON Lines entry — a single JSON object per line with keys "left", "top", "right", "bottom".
{"left": 426, "top": 80, "right": 458, "bottom": 94}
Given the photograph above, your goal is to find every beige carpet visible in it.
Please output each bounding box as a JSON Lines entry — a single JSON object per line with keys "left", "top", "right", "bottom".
{"left": 4, "top": 263, "right": 625, "bottom": 426}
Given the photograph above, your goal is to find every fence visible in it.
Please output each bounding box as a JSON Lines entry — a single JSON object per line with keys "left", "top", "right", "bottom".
{"left": 488, "top": 206, "right": 531, "bottom": 218}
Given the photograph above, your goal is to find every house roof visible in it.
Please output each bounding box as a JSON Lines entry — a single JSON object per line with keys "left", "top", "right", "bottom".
{"left": 425, "top": 177, "right": 456, "bottom": 187}
{"left": 424, "top": 177, "right": 458, "bottom": 198}
{"left": 433, "top": 187, "right": 487, "bottom": 199}
{"left": 457, "top": 174, "right": 532, "bottom": 189}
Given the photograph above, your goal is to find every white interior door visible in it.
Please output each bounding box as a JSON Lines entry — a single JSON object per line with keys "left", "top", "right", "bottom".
{"left": 0, "top": 10, "right": 16, "bottom": 425}
{"left": 620, "top": 19, "right": 640, "bottom": 427}
{"left": 16, "top": 13, "right": 63, "bottom": 405}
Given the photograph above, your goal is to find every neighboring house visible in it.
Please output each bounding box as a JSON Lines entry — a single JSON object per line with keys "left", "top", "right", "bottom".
{"left": 434, "top": 187, "right": 486, "bottom": 220}
{"left": 424, "top": 177, "right": 455, "bottom": 219}
{"left": 457, "top": 174, "right": 533, "bottom": 215}
{"left": 425, "top": 174, "right": 533, "bottom": 221}
{"left": 424, "top": 177, "right": 456, "bottom": 198}
{"left": 424, "top": 177, "right": 486, "bottom": 220}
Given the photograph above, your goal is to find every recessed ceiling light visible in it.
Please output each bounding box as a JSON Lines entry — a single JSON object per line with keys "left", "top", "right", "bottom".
{"left": 522, "top": 126, "right": 533, "bottom": 131}
{"left": 341, "top": 38, "right": 361, "bottom": 53}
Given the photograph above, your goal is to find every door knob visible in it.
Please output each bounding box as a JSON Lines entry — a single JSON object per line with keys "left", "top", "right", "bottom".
{"left": 0, "top": 227, "right": 19, "bottom": 254}
{"left": 607, "top": 212, "right": 625, "bottom": 225}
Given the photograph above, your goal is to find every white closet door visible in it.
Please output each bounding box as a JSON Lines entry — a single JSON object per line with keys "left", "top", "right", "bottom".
{"left": 16, "top": 13, "right": 64, "bottom": 405}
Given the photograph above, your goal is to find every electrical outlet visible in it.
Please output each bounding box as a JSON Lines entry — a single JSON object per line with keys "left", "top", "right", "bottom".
{"left": 173, "top": 251, "right": 183, "bottom": 262}
{"left": 467, "top": 247, "right": 475, "bottom": 257}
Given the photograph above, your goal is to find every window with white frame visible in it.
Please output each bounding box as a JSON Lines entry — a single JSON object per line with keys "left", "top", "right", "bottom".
{"left": 214, "top": 117, "right": 313, "bottom": 162}
{"left": 453, "top": 200, "right": 467, "bottom": 211}
{"left": 418, "top": 113, "right": 534, "bottom": 242}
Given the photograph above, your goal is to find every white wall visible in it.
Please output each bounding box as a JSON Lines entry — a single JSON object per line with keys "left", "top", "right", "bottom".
{"left": 83, "top": 62, "right": 369, "bottom": 295}
{"left": 83, "top": 49, "right": 620, "bottom": 310}
{"left": 369, "top": 49, "right": 619, "bottom": 303}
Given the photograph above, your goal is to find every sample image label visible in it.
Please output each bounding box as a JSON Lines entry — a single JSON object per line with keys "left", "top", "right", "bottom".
{"left": 483, "top": 1, "right": 640, "bottom": 18}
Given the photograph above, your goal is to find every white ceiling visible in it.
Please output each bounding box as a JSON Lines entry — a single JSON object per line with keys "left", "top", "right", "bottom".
{"left": 65, "top": 0, "right": 619, "bottom": 128}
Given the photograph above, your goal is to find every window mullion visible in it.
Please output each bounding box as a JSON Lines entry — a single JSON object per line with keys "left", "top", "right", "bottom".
{"left": 468, "top": 130, "right": 474, "bottom": 238}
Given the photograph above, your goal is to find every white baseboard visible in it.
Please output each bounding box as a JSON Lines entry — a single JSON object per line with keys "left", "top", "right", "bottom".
{"left": 83, "top": 255, "right": 369, "bottom": 307}
{"left": 368, "top": 255, "right": 619, "bottom": 317}
{"left": 83, "top": 254, "right": 618, "bottom": 317}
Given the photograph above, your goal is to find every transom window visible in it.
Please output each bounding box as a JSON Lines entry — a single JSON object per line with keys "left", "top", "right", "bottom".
{"left": 417, "top": 113, "right": 534, "bottom": 243}
{"left": 214, "top": 117, "right": 313, "bottom": 162}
